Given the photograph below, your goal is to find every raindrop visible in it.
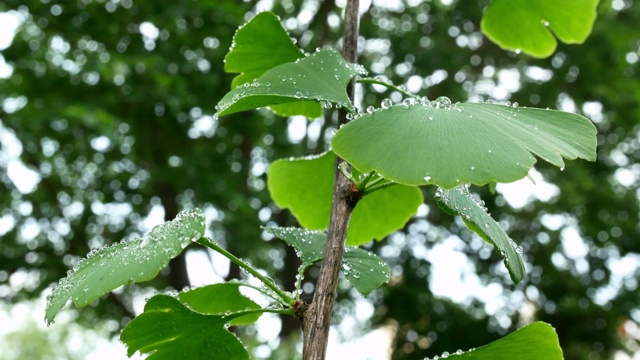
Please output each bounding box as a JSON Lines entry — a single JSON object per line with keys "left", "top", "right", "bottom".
{"left": 366, "top": 106, "right": 375, "bottom": 114}
{"left": 402, "top": 98, "right": 416, "bottom": 107}
{"left": 456, "top": 349, "right": 463, "bottom": 355}
{"left": 434, "top": 96, "right": 451, "bottom": 108}
{"left": 324, "top": 102, "right": 333, "bottom": 109}
{"left": 424, "top": 175, "right": 432, "bottom": 181}
{"left": 381, "top": 98, "right": 392, "bottom": 109}
{"left": 512, "top": 102, "right": 519, "bottom": 108}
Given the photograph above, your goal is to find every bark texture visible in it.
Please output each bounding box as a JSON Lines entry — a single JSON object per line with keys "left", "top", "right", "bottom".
{"left": 302, "top": 1, "right": 360, "bottom": 359}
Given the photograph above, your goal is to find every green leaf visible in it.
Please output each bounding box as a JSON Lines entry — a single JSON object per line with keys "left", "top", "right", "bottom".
{"left": 267, "top": 151, "right": 423, "bottom": 245}
{"left": 268, "top": 152, "right": 334, "bottom": 230}
{"left": 225, "top": 12, "right": 304, "bottom": 82}
{"left": 45, "top": 209, "right": 205, "bottom": 325}
{"left": 224, "top": 12, "right": 321, "bottom": 118}
{"left": 121, "top": 294, "right": 249, "bottom": 360}
{"left": 481, "top": 0, "right": 599, "bottom": 58}
{"left": 342, "top": 247, "right": 391, "bottom": 296}
{"left": 262, "top": 227, "right": 325, "bottom": 265}
{"left": 215, "top": 49, "right": 365, "bottom": 118}
{"left": 435, "top": 185, "right": 525, "bottom": 284}
{"left": 331, "top": 101, "right": 597, "bottom": 189}
{"left": 178, "top": 283, "right": 261, "bottom": 325}
{"left": 265, "top": 227, "right": 391, "bottom": 296}
{"left": 346, "top": 184, "right": 423, "bottom": 246}
{"left": 438, "top": 322, "right": 562, "bottom": 359}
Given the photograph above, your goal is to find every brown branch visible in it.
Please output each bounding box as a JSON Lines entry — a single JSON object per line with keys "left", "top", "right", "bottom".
{"left": 302, "top": 1, "right": 360, "bottom": 359}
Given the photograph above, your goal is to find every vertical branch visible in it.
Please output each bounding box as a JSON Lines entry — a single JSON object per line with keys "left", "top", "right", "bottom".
{"left": 302, "top": 1, "right": 360, "bottom": 359}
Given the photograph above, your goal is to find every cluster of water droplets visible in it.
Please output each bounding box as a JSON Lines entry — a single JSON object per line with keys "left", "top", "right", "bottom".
{"left": 45, "top": 209, "right": 205, "bottom": 326}
{"left": 423, "top": 348, "right": 468, "bottom": 359}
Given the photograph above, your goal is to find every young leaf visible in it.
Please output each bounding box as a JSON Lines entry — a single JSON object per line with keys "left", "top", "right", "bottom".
{"left": 224, "top": 11, "right": 321, "bottom": 118}
{"left": 45, "top": 209, "right": 205, "bottom": 325}
{"left": 481, "top": 0, "right": 599, "bottom": 58}
{"left": 265, "top": 227, "right": 391, "bottom": 296}
{"left": 437, "top": 322, "right": 562, "bottom": 359}
{"left": 435, "top": 185, "right": 525, "bottom": 284}
{"left": 121, "top": 294, "right": 249, "bottom": 360}
{"left": 225, "top": 12, "right": 304, "bottom": 86}
{"left": 268, "top": 152, "right": 334, "bottom": 230}
{"left": 263, "top": 226, "right": 325, "bottom": 265}
{"left": 346, "top": 184, "right": 423, "bottom": 246}
{"left": 179, "top": 283, "right": 262, "bottom": 325}
{"left": 342, "top": 247, "right": 391, "bottom": 296}
{"left": 331, "top": 102, "right": 597, "bottom": 189}
{"left": 267, "top": 151, "right": 423, "bottom": 245}
{"left": 215, "top": 49, "right": 365, "bottom": 118}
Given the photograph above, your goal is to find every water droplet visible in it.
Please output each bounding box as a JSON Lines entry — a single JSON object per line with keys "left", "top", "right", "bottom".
{"left": 402, "top": 98, "right": 416, "bottom": 107}
{"left": 456, "top": 349, "right": 463, "bottom": 355}
{"left": 366, "top": 106, "right": 375, "bottom": 114}
{"left": 424, "top": 175, "right": 432, "bottom": 181}
{"left": 512, "top": 102, "right": 519, "bottom": 108}
{"left": 381, "top": 98, "right": 392, "bottom": 109}
{"left": 434, "top": 96, "right": 451, "bottom": 108}
{"left": 324, "top": 102, "right": 333, "bottom": 109}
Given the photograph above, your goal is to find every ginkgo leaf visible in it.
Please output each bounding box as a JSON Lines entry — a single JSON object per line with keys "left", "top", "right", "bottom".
{"left": 215, "top": 49, "right": 365, "bottom": 118}
{"left": 481, "top": 0, "right": 599, "bottom": 58}
{"left": 45, "top": 209, "right": 205, "bottom": 325}
{"left": 435, "top": 322, "right": 562, "bottom": 359}
{"left": 178, "top": 283, "right": 262, "bottom": 325}
{"left": 121, "top": 294, "right": 249, "bottom": 360}
{"left": 267, "top": 151, "right": 422, "bottom": 245}
{"left": 264, "top": 227, "right": 391, "bottom": 296}
{"left": 223, "top": 11, "right": 321, "bottom": 118}
{"left": 331, "top": 101, "right": 597, "bottom": 189}
{"left": 435, "top": 185, "right": 525, "bottom": 284}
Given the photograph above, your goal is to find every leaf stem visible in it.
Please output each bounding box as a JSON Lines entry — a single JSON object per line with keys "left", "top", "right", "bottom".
{"left": 356, "top": 171, "right": 376, "bottom": 192}
{"left": 364, "top": 181, "right": 397, "bottom": 194}
{"left": 196, "top": 238, "right": 295, "bottom": 305}
{"left": 357, "top": 77, "right": 417, "bottom": 98}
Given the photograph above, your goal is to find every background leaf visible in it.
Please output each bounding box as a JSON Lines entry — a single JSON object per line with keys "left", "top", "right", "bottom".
{"left": 331, "top": 102, "right": 597, "bottom": 189}
{"left": 178, "top": 283, "right": 262, "bottom": 325}
{"left": 224, "top": 11, "right": 321, "bottom": 117}
{"left": 267, "top": 151, "right": 423, "bottom": 245}
{"left": 435, "top": 185, "right": 526, "bottom": 284}
{"left": 481, "top": 0, "right": 599, "bottom": 58}
{"left": 121, "top": 294, "right": 249, "bottom": 360}
{"left": 439, "top": 322, "right": 562, "bottom": 359}
{"left": 265, "top": 227, "right": 391, "bottom": 296}
{"left": 45, "top": 209, "right": 205, "bottom": 325}
{"left": 215, "top": 49, "right": 365, "bottom": 117}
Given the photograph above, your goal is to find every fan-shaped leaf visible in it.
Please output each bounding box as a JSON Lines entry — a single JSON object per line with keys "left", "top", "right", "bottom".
{"left": 263, "top": 226, "right": 325, "bottom": 265}
{"left": 435, "top": 185, "right": 525, "bottom": 284}
{"left": 436, "top": 322, "right": 562, "bottom": 359}
{"left": 45, "top": 209, "right": 205, "bottom": 325}
{"left": 265, "top": 227, "right": 391, "bottom": 296}
{"left": 481, "top": 0, "right": 599, "bottom": 58}
{"left": 224, "top": 12, "right": 321, "bottom": 118}
{"left": 331, "top": 102, "right": 596, "bottom": 189}
{"left": 179, "top": 283, "right": 262, "bottom": 325}
{"left": 225, "top": 12, "right": 303, "bottom": 82}
{"left": 215, "top": 49, "right": 365, "bottom": 118}
{"left": 121, "top": 294, "right": 249, "bottom": 360}
{"left": 267, "top": 151, "right": 423, "bottom": 245}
